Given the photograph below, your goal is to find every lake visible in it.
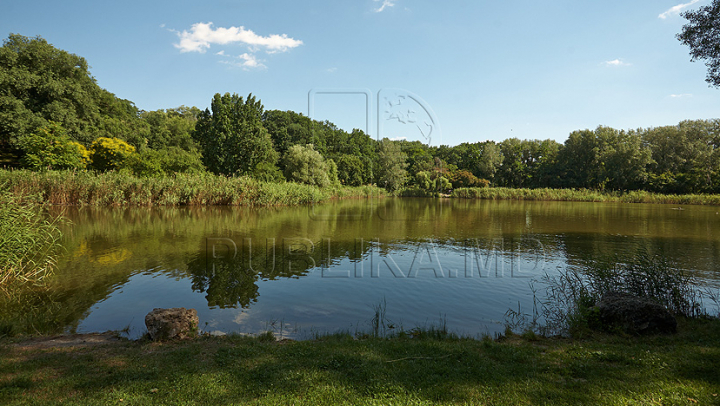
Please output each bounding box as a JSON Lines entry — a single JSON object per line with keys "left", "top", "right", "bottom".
{"left": 4, "top": 198, "right": 719, "bottom": 339}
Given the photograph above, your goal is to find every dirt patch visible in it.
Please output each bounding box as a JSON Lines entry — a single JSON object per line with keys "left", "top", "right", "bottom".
{"left": 10, "top": 333, "right": 124, "bottom": 350}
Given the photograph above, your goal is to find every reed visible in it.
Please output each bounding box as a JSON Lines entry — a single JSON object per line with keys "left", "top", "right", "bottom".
{"left": 0, "top": 192, "right": 63, "bottom": 290}
{"left": 0, "top": 169, "right": 383, "bottom": 206}
{"left": 452, "top": 187, "right": 720, "bottom": 205}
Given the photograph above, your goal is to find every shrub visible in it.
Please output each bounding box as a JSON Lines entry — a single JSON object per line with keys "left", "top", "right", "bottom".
{"left": 90, "top": 137, "right": 136, "bottom": 171}
{"left": 18, "top": 122, "right": 89, "bottom": 170}
{"left": 451, "top": 170, "right": 489, "bottom": 188}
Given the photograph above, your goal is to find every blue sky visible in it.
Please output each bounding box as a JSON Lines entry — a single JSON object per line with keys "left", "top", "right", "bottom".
{"left": 2, "top": 0, "right": 719, "bottom": 146}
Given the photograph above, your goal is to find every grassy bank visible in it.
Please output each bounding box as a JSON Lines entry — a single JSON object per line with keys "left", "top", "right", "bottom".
{"left": 0, "top": 170, "right": 385, "bottom": 206}
{"left": 452, "top": 187, "right": 720, "bottom": 205}
{"left": 1, "top": 318, "right": 718, "bottom": 405}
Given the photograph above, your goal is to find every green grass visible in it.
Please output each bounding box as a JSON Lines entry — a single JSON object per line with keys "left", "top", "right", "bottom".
{"left": 1, "top": 318, "right": 719, "bottom": 405}
{"left": 0, "top": 169, "right": 385, "bottom": 206}
{"left": 0, "top": 192, "right": 63, "bottom": 290}
{"left": 452, "top": 187, "right": 720, "bottom": 205}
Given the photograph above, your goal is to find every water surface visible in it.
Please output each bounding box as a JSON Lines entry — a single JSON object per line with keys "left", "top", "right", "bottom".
{"left": 4, "top": 198, "right": 719, "bottom": 339}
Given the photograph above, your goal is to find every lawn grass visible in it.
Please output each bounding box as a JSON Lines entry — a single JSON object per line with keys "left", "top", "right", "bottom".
{"left": 1, "top": 318, "right": 718, "bottom": 405}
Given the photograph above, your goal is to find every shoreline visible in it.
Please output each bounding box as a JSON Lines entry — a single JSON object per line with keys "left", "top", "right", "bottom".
{"left": 3, "top": 169, "right": 720, "bottom": 207}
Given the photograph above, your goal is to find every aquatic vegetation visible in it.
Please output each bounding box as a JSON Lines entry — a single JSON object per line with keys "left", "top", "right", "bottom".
{"left": 0, "top": 192, "right": 63, "bottom": 290}
{"left": 0, "top": 169, "right": 384, "bottom": 206}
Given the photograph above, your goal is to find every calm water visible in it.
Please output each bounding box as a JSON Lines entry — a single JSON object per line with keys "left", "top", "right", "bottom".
{"left": 4, "top": 198, "right": 719, "bottom": 339}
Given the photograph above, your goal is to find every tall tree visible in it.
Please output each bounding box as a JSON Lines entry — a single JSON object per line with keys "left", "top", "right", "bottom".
{"left": 283, "top": 144, "right": 335, "bottom": 187}
{"left": 193, "top": 93, "right": 278, "bottom": 176}
{"left": 678, "top": 0, "right": 720, "bottom": 87}
{"left": 376, "top": 138, "right": 408, "bottom": 191}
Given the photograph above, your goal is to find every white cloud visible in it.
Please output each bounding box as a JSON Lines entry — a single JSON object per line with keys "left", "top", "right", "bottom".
{"left": 670, "top": 93, "right": 693, "bottom": 98}
{"left": 326, "top": 67, "right": 337, "bottom": 73}
{"left": 374, "top": 0, "right": 396, "bottom": 13}
{"left": 220, "top": 53, "right": 266, "bottom": 70}
{"left": 174, "top": 22, "right": 303, "bottom": 53}
{"left": 658, "top": 0, "right": 700, "bottom": 19}
{"left": 389, "top": 136, "right": 407, "bottom": 141}
{"left": 216, "top": 50, "right": 226, "bottom": 56}
{"left": 604, "top": 59, "right": 631, "bottom": 67}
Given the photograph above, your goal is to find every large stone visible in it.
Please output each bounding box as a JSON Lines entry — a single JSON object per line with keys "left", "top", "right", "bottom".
{"left": 596, "top": 292, "right": 677, "bottom": 335}
{"left": 145, "top": 308, "right": 199, "bottom": 341}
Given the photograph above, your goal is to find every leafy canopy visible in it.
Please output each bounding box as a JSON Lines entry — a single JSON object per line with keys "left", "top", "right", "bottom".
{"left": 678, "top": 0, "right": 720, "bottom": 87}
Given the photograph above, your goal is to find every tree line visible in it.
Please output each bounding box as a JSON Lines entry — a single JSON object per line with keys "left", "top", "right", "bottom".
{"left": 2, "top": 33, "right": 720, "bottom": 194}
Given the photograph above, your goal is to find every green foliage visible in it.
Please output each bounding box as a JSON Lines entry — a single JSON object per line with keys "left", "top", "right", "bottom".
{"left": 334, "top": 154, "right": 371, "bottom": 186}
{"left": 262, "top": 110, "right": 321, "bottom": 159}
{"left": 451, "top": 169, "right": 487, "bottom": 188}
{"left": 643, "top": 120, "right": 720, "bottom": 193}
{"left": 283, "top": 144, "right": 334, "bottom": 187}
{"left": 126, "top": 147, "right": 205, "bottom": 178}
{"left": 677, "top": 0, "right": 720, "bottom": 87}
{"left": 556, "top": 127, "right": 651, "bottom": 190}
{"left": 252, "top": 161, "right": 285, "bottom": 183}
{"left": 18, "top": 122, "right": 88, "bottom": 170}
{"left": 140, "top": 106, "right": 201, "bottom": 151}
{"left": 376, "top": 138, "right": 408, "bottom": 191}
{"left": 194, "top": 93, "right": 278, "bottom": 176}
{"left": 89, "top": 137, "right": 136, "bottom": 171}
{"left": 0, "top": 34, "right": 149, "bottom": 152}
{"left": 0, "top": 192, "right": 62, "bottom": 288}
{"left": 414, "top": 171, "right": 451, "bottom": 194}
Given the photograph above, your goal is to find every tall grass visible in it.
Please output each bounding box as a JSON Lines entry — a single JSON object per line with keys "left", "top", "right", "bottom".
{"left": 452, "top": 187, "right": 720, "bottom": 205}
{"left": 536, "top": 249, "right": 709, "bottom": 337}
{"left": 0, "top": 192, "right": 63, "bottom": 290}
{"left": 0, "top": 169, "right": 384, "bottom": 206}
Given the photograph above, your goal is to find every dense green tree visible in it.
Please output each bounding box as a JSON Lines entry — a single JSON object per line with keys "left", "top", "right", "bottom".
{"left": 598, "top": 128, "right": 651, "bottom": 191}
{"left": 677, "top": 0, "right": 720, "bottom": 87}
{"left": 557, "top": 127, "right": 651, "bottom": 190}
{"left": 0, "top": 34, "right": 148, "bottom": 152}
{"left": 400, "top": 140, "right": 434, "bottom": 176}
{"left": 376, "top": 138, "right": 408, "bottom": 191}
{"left": 497, "top": 138, "right": 531, "bottom": 188}
{"left": 140, "top": 106, "right": 201, "bottom": 151}
{"left": 126, "top": 146, "right": 205, "bottom": 177}
{"left": 643, "top": 120, "right": 720, "bottom": 193}
{"left": 194, "top": 93, "right": 279, "bottom": 176}
{"left": 283, "top": 144, "right": 336, "bottom": 187}
{"left": 335, "top": 154, "right": 372, "bottom": 186}
{"left": 262, "top": 110, "right": 321, "bottom": 159}
{"left": 531, "top": 139, "right": 562, "bottom": 188}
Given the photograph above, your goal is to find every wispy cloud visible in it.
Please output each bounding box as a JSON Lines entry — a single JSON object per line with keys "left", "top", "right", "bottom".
{"left": 374, "top": 0, "right": 396, "bottom": 13}
{"left": 174, "top": 22, "right": 303, "bottom": 53}
{"left": 658, "top": 0, "right": 700, "bottom": 19}
{"left": 670, "top": 93, "right": 693, "bottom": 98}
{"left": 326, "top": 67, "right": 337, "bottom": 73}
{"left": 221, "top": 53, "right": 267, "bottom": 70}
{"left": 604, "top": 59, "right": 631, "bottom": 67}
